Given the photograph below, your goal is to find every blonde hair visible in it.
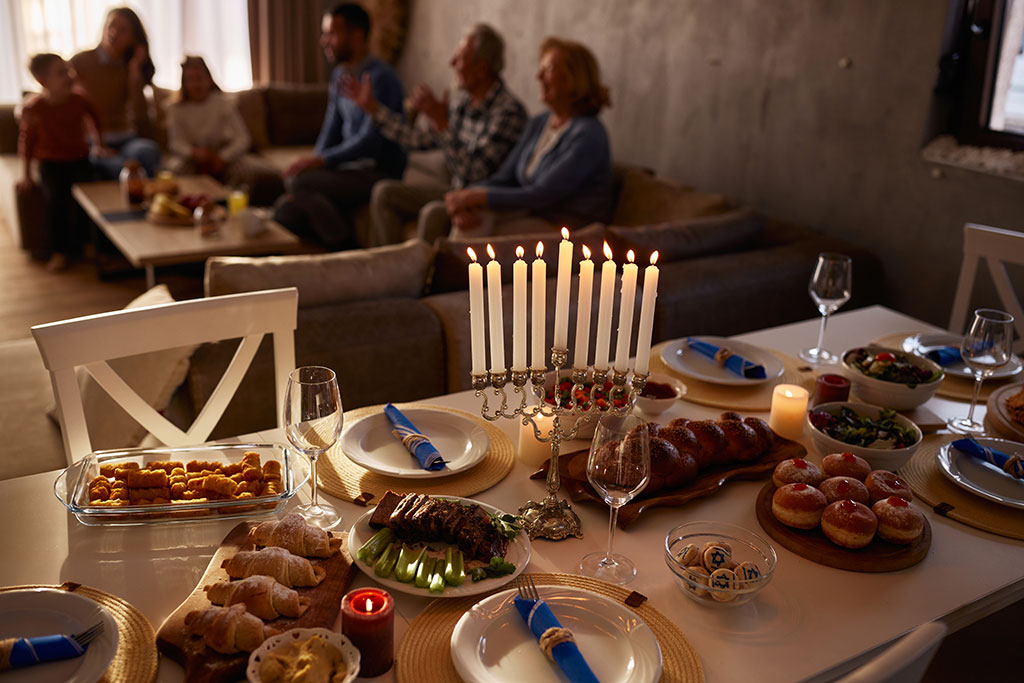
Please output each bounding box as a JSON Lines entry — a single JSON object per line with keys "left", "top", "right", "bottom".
{"left": 539, "top": 37, "right": 610, "bottom": 116}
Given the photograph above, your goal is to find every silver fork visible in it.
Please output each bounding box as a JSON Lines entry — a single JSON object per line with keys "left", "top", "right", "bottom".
{"left": 72, "top": 623, "right": 104, "bottom": 648}
{"left": 516, "top": 574, "right": 541, "bottom": 602}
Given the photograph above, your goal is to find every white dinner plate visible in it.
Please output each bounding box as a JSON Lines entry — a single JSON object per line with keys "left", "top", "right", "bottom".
{"left": 937, "top": 438, "right": 1024, "bottom": 509}
{"left": 660, "top": 336, "right": 784, "bottom": 386}
{"left": 902, "top": 333, "right": 1022, "bottom": 380}
{"left": 450, "top": 586, "right": 663, "bottom": 683}
{"left": 347, "top": 495, "right": 531, "bottom": 598}
{"left": 0, "top": 588, "right": 119, "bottom": 683}
{"left": 339, "top": 408, "right": 489, "bottom": 479}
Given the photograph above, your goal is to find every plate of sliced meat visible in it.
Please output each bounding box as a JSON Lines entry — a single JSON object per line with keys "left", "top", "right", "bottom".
{"left": 347, "top": 492, "right": 531, "bottom": 598}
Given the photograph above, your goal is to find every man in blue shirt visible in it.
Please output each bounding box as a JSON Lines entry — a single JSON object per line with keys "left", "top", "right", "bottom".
{"left": 273, "top": 3, "right": 406, "bottom": 250}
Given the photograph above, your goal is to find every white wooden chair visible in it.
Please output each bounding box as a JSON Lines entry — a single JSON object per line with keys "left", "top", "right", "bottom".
{"left": 32, "top": 288, "right": 298, "bottom": 466}
{"left": 835, "top": 621, "right": 948, "bottom": 683}
{"left": 949, "top": 223, "right": 1024, "bottom": 344}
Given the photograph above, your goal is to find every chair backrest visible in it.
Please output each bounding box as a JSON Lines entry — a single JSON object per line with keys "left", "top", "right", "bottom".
{"left": 949, "top": 223, "right": 1024, "bottom": 341}
{"left": 32, "top": 288, "right": 298, "bottom": 465}
{"left": 835, "top": 621, "right": 947, "bottom": 683}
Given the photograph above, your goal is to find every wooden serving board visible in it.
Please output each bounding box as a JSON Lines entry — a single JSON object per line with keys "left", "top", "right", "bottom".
{"left": 754, "top": 481, "right": 931, "bottom": 572}
{"left": 985, "top": 384, "right": 1024, "bottom": 441}
{"left": 147, "top": 210, "right": 194, "bottom": 226}
{"left": 156, "top": 521, "right": 355, "bottom": 683}
{"left": 533, "top": 437, "right": 806, "bottom": 528}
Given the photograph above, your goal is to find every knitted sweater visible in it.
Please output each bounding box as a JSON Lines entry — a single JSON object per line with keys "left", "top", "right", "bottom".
{"left": 70, "top": 48, "right": 151, "bottom": 140}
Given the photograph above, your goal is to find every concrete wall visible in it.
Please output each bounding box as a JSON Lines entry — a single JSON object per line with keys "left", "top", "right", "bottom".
{"left": 394, "top": 0, "right": 1024, "bottom": 328}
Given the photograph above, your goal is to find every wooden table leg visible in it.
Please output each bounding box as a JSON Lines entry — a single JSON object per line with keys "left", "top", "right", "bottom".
{"left": 146, "top": 265, "right": 156, "bottom": 288}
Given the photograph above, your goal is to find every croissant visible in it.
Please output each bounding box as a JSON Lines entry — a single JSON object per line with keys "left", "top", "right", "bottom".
{"left": 204, "top": 575, "right": 310, "bottom": 620}
{"left": 185, "top": 604, "right": 269, "bottom": 654}
{"left": 222, "top": 546, "right": 325, "bottom": 587}
{"left": 248, "top": 513, "right": 341, "bottom": 558}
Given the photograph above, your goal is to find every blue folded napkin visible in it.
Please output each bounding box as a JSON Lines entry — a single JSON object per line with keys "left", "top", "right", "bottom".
{"left": 514, "top": 595, "right": 599, "bottom": 683}
{"left": 2, "top": 634, "right": 86, "bottom": 669}
{"left": 686, "top": 337, "right": 767, "bottom": 379}
{"left": 926, "top": 346, "right": 961, "bottom": 366}
{"left": 952, "top": 439, "right": 1024, "bottom": 479}
{"left": 383, "top": 403, "right": 446, "bottom": 470}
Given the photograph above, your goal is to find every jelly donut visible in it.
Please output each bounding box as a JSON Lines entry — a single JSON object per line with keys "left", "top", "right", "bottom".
{"left": 818, "top": 476, "right": 870, "bottom": 505}
{"left": 821, "top": 452, "right": 871, "bottom": 481}
{"left": 873, "top": 496, "right": 925, "bottom": 544}
{"left": 820, "top": 499, "right": 877, "bottom": 549}
{"left": 772, "top": 457, "right": 826, "bottom": 489}
{"left": 771, "top": 482, "right": 827, "bottom": 529}
{"left": 864, "top": 470, "right": 913, "bottom": 504}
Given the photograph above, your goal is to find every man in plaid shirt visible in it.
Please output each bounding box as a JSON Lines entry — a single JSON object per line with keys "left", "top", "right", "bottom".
{"left": 344, "top": 24, "right": 527, "bottom": 245}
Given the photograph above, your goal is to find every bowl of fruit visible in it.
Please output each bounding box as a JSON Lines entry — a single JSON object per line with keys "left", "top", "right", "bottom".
{"left": 841, "top": 346, "right": 944, "bottom": 410}
{"left": 543, "top": 374, "right": 631, "bottom": 439}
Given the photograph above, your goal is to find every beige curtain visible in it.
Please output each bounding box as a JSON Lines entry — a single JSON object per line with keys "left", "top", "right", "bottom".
{"left": 248, "top": 0, "right": 327, "bottom": 85}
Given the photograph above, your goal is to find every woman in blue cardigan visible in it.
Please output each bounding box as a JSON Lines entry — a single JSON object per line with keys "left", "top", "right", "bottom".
{"left": 434, "top": 37, "right": 614, "bottom": 241}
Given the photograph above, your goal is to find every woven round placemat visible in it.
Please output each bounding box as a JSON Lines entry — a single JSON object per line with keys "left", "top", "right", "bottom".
{"left": 318, "top": 404, "right": 514, "bottom": 502}
{"left": 650, "top": 342, "right": 815, "bottom": 412}
{"left": 872, "top": 332, "right": 1023, "bottom": 402}
{"left": 899, "top": 434, "right": 1024, "bottom": 540}
{"left": 395, "top": 572, "right": 703, "bottom": 683}
{"left": 0, "top": 582, "right": 158, "bottom": 683}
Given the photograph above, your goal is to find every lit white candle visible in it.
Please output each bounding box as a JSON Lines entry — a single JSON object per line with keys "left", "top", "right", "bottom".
{"left": 512, "top": 245, "right": 527, "bottom": 371}
{"left": 531, "top": 242, "right": 546, "bottom": 369}
{"left": 486, "top": 244, "right": 504, "bottom": 372}
{"left": 633, "top": 251, "right": 660, "bottom": 375}
{"left": 467, "top": 247, "right": 486, "bottom": 375}
{"left": 768, "top": 384, "right": 809, "bottom": 440}
{"left": 613, "top": 250, "right": 638, "bottom": 373}
{"left": 573, "top": 245, "right": 594, "bottom": 368}
{"left": 594, "top": 242, "right": 616, "bottom": 371}
{"left": 553, "top": 227, "right": 572, "bottom": 350}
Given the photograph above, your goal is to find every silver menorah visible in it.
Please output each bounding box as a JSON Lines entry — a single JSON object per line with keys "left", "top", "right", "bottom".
{"left": 473, "top": 348, "right": 647, "bottom": 540}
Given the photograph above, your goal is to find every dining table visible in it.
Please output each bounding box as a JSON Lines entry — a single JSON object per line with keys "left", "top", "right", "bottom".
{"left": 2, "top": 304, "right": 1022, "bottom": 682}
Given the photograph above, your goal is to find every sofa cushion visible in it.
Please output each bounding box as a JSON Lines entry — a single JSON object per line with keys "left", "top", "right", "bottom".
{"left": 205, "top": 239, "right": 433, "bottom": 307}
{"left": 231, "top": 89, "right": 270, "bottom": 150}
{"left": 429, "top": 223, "right": 606, "bottom": 294}
{"left": 611, "top": 168, "right": 729, "bottom": 226}
{"left": 606, "top": 208, "right": 764, "bottom": 264}
{"left": 265, "top": 85, "right": 328, "bottom": 146}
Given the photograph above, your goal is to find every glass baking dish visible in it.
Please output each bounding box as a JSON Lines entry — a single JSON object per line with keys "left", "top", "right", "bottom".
{"left": 53, "top": 443, "right": 309, "bottom": 526}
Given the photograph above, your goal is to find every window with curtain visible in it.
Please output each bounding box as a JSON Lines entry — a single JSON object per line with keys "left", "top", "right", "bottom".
{"left": 0, "top": 0, "right": 253, "bottom": 104}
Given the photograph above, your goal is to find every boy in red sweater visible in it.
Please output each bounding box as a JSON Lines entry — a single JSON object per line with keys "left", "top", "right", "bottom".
{"left": 18, "top": 53, "right": 106, "bottom": 270}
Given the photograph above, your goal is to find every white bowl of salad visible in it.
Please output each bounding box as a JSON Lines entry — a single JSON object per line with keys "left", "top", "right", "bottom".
{"left": 806, "top": 401, "right": 923, "bottom": 470}
{"left": 841, "top": 346, "right": 944, "bottom": 410}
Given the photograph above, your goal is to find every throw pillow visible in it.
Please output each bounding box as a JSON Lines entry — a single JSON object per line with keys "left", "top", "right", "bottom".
{"left": 429, "top": 223, "right": 606, "bottom": 294}
{"left": 611, "top": 167, "right": 730, "bottom": 227}
{"left": 606, "top": 208, "right": 765, "bottom": 264}
{"left": 231, "top": 88, "right": 270, "bottom": 151}
{"left": 265, "top": 84, "right": 328, "bottom": 146}
{"left": 205, "top": 238, "right": 434, "bottom": 307}
{"left": 46, "top": 284, "right": 197, "bottom": 451}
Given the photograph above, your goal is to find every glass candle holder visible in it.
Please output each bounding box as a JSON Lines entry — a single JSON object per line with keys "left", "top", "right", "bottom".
{"left": 812, "top": 374, "right": 850, "bottom": 406}
{"left": 341, "top": 588, "right": 394, "bottom": 677}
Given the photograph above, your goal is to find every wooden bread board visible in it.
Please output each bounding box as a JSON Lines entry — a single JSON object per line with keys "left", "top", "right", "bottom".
{"left": 156, "top": 520, "right": 356, "bottom": 683}
{"left": 985, "top": 384, "right": 1024, "bottom": 441}
{"left": 754, "top": 481, "right": 931, "bottom": 572}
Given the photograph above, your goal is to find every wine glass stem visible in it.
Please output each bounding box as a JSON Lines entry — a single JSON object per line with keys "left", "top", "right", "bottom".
{"left": 815, "top": 312, "right": 829, "bottom": 352}
{"left": 967, "top": 373, "right": 983, "bottom": 424}
{"left": 606, "top": 505, "right": 619, "bottom": 557}
{"left": 309, "top": 452, "right": 320, "bottom": 508}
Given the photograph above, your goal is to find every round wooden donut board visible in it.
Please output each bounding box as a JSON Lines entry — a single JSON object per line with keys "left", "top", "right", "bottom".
{"left": 754, "top": 481, "right": 931, "bottom": 572}
{"left": 985, "top": 383, "right": 1024, "bottom": 441}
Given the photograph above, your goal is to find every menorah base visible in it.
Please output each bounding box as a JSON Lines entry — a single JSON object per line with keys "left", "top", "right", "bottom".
{"left": 518, "top": 495, "right": 583, "bottom": 540}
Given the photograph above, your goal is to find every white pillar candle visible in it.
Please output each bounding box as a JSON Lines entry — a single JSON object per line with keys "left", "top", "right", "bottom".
{"left": 485, "top": 244, "right": 505, "bottom": 372}
{"left": 512, "top": 246, "right": 528, "bottom": 371}
{"left": 613, "top": 250, "right": 638, "bottom": 373}
{"left": 553, "top": 227, "right": 573, "bottom": 350}
{"left": 467, "top": 247, "right": 486, "bottom": 375}
{"left": 573, "top": 245, "right": 594, "bottom": 368}
{"left": 594, "top": 242, "right": 616, "bottom": 371}
{"left": 518, "top": 414, "right": 555, "bottom": 468}
{"left": 633, "top": 251, "right": 661, "bottom": 375}
{"left": 768, "top": 384, "right": 809, "bottom": 440}
{"left": 531, "top": 242, "right": 547, "bottom": 369}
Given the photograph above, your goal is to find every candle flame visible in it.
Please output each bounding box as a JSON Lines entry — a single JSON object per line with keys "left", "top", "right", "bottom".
{"left": 486, "top": 243, "right": 496, "bottom": 260}
{"left": 536, "top": 241, "right": 544, "bottom": 258}
{"left": 582, "top": 245, "right": 591, "bottom": 259}
{"left": 627, "top": 249, "right": 635, "bottom": 264}
{"left": 561, "top": 227, "right": 569, "bottom": 240}
{"left": 364, "top": 598, "right": 373, "bottom": 612}
{"left": 784, "top": 389, "right": 794, "bottom": 398}
{"left": 603, "top": 241, "right": 613, "bottom": 260}
{"left": 467, "top": 247, "right": 477, "bottom": 262}
{"left": 650, "top": 250, "right": 659, "bottom": 265}
{"left": 516, "top": 245, "right": 524, "bottom": 259}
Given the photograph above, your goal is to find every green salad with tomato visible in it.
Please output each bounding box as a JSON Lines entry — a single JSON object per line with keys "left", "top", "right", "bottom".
{"left": 545, "top": 378, "right": 628, "bottom": 410}
{"left": 845, "top": 348, "right": 942, "bottom": 388}
{"left": 809, "top": 406, "right": 918, "bottom": 449}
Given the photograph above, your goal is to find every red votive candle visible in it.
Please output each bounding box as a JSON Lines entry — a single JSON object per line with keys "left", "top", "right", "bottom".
{"left": 813, "top": 374, "right": 851, "bottom": 406}
{"left": 341, "top": 588, "right": 394, "bottom": 676}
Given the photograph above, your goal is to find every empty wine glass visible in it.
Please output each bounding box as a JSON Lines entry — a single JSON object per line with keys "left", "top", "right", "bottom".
{"left": 579, "top": 414, "right": 650, "bottom": 585}
{"left": 284, "top": 366, "right": 344, "bottom": 528}
{"left": 799, "top": 253, "right": 853, "bottom": 364}
{"left": 947, "top": 309, "right": 1015, "bottom": 435}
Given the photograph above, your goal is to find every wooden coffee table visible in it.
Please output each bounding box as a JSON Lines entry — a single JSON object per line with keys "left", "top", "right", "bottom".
{"left": 72, "top": 176, "right": 301, "bottom": 287}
